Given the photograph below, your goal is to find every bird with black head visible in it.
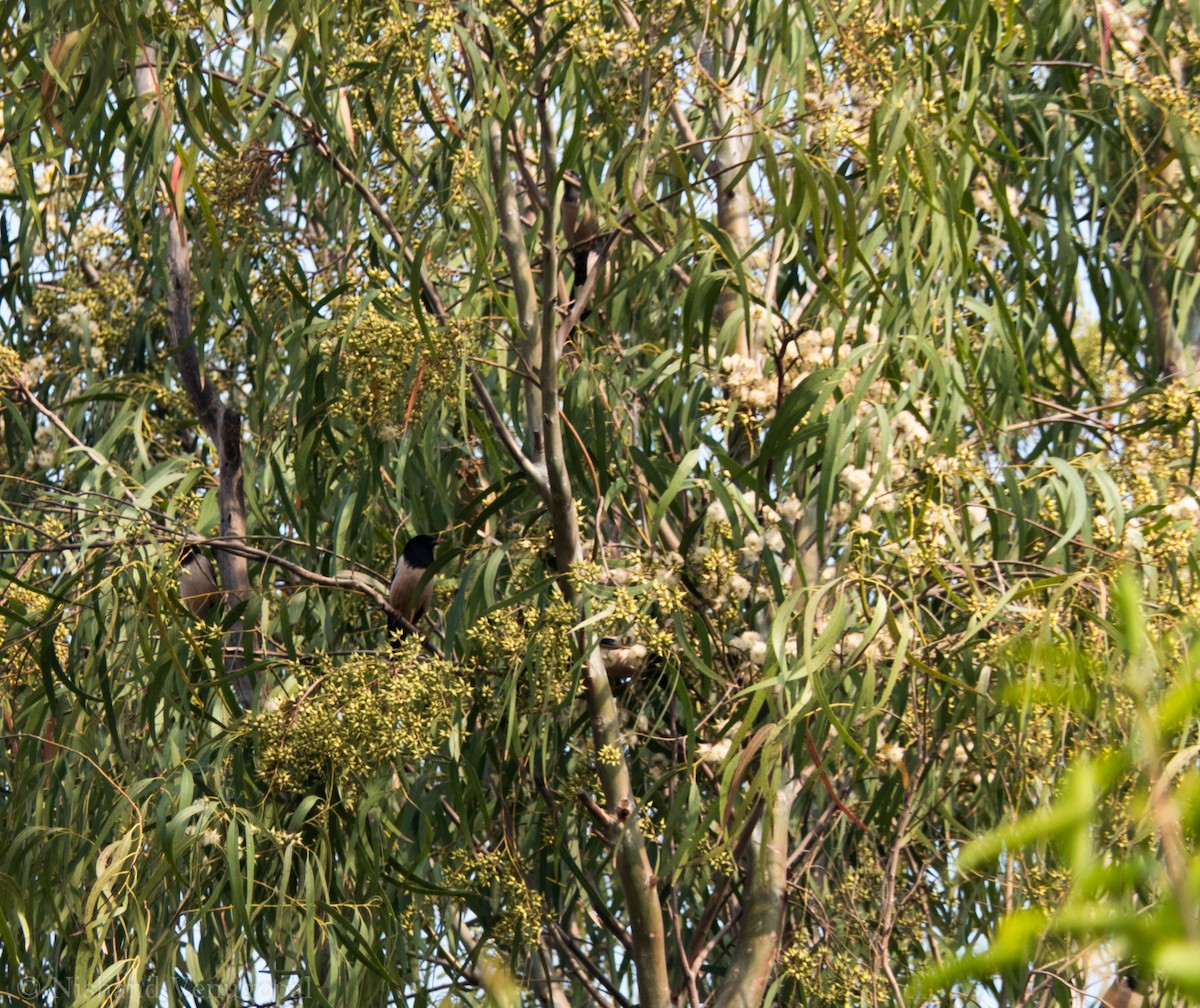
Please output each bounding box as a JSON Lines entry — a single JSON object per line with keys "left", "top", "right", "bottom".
{"left": 178, "top": 543, "right": 218, "bottom": 619}
{"left": 388, "top": 534, "right": 442, "bottom": 637}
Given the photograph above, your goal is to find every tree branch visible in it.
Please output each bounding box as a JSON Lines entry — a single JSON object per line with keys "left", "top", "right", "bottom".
{"left": 549, "top": 924, "right": 633, "bottom": 1008}
{"left": 710, "top": 780, "right": 794, "bottom": 1008}
{"left": 712, "top": 18, "right": 754, "bottom": 361}
{"left": 486, "top": 115, "right": 545, "bottom": 463}
{"left": 216, "top": 409, "right": 255, "bottom": 706}
{"left": 11, "top": 379, "right": 136, "bottom": 504}
{"left": 468, "top": 365, "right": 549, "bottom": 500}
{"left": 164, "top": 169, "right": 259, "bottom": 705}
{"left": 165, "top": 208, "right": 221, "bottom": 443}
{"left": 526, "top": 76, "right": 671, "bottom": 1008}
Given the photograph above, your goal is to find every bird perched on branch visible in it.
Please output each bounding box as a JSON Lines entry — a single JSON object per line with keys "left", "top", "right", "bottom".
{"left": 562, "top": 172, "right": 602, "bottom": 309}
{"left": 388, "top": 534, "right": 442, "bottom": 637}
{"left": 1097, "top": 975, "right": 1142, "bottom": 1008}
{"left": 178, "top": 544, "right": 218, "bottom": 619}
{"left": 599, "top": 637, "right": 652, "bottom": 684}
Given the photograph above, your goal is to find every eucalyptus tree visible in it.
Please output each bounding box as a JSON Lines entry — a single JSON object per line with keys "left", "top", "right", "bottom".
{"left": 2, "top": 0, "right": 1200, "bottom": 1005}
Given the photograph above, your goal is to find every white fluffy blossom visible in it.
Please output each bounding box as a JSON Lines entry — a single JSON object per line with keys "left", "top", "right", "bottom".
{"left": 778, "top": 495, "right": 804, "bottom": 521}
{"left": 741, "top": 531, "right": 763, "bottom": 560}
{"left": 1165, "top": 496, "right": 1200, "bottom": 524}
{"left": 54, "top": 303, "right": 90, "bottom": 337}
{"left": 24, "top": 424, "right": 57, "bottom": 470}
{"left": 697, "top": 738, "right": 733, "bottom": 765}
{"left": 728, "top": 630, "right": 763, "bottom": 653}
{"left": 23, "top": 354, "right": 48, "bottom": 384}
{"left": 840, "top": 465, "right": 874, "bottom": 497}
{"left": 728, "top": 574, "right": 752, "bottom": 600}
{"left": 893, "top": 411, "right": 929, "bottom": 444}
{"left": 721, "top": 354, "right": 775, "bottom": 411}
{"left": 971, "top": 176, "right": 996, "bottom": 216}
{"left": 763, "top": 527, "right": 785, "bottom": 552}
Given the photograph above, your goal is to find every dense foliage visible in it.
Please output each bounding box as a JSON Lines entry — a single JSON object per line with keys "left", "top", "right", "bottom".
{"left": 3, "top": 0, "right": 1200, "bottom": 1005}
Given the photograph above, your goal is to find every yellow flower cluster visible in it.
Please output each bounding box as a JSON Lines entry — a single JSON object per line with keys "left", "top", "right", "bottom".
{"left": 468, "top": 600, "right": 578, "bottom": 705}
{"left": 570, "top": 547, "right": 687, "bottom": 652}
{"left": 197, "top": 145, "right": 281, "bottom": 228}
{"left": 468, "top": 605, "right": 532, "bottom": 666}
{"left": 559, "top": 0, "right": 680, "bottom": 123}
{"left": 0, "top": 345, "right": 22, "bottom": 385}
{"left": 448, "top": 144, "right": 483, "bottom": 211}
{"left": 1091, "top": 2, "right": 1200, "bottom": 184}
{"left": 444, "top": 848, "right": 547, "bottom": 950}
{"left": 255, "top": 645, "right": 467, "bottom": 792}
{"left": 326, "top": 286, "right": 469, "bottom": 432}
{"left": 0, "top": 584, "right": 69, "bottom": 687}
{"left": 780, "top": 940, "right": 874, "bottom": 1001}
{"left": 695, "top": 837, "right": 736, "bottom": 876}
{"left": 595, "top": 743, "right": 621, "bottom": 766}
{"left": 778, "top": 854, "right": 932, "bottom": 1000}
{"left": 333, "top": 5, "right": 457, "bottom": 126}
{"left": 689, "top": 493, "right": 794, "bottom": 611}
{"left": 29, "top": 250, "right": 139, "bottom": 369}
{"left": 636, "top": 808, "right": 662, "bottom": 841}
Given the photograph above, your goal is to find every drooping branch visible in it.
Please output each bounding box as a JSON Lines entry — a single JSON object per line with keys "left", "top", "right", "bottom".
{"left": 11, "top": 379, "right": 136, "bottom": 504}
{"left": 468, "top": 366, "right": 550, "bottom": 498}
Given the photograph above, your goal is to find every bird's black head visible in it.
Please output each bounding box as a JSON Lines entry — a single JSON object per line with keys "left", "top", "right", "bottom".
{"left": 401, "top": 534, "right": 441, "bottom": 569}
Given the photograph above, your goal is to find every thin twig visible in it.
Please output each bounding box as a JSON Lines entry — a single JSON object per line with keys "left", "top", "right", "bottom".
{"left": 548, "top": 926, "right": 631, "bottom": 1008}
